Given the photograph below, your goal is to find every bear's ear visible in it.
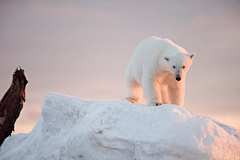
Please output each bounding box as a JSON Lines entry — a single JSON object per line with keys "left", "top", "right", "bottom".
{"left": 164, "top": 57, "right": 169, "bottom": 61}
{"left": 189, "top": 53, "right": 195, "bottom": 59}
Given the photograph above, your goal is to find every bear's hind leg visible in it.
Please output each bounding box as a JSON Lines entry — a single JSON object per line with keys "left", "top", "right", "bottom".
{"left": 125, "top": 79, "right": 143, "bottom": 104}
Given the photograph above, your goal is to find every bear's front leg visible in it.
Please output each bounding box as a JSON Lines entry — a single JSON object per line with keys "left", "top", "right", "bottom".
{"left": 168, "top": 82, "right": 185, "bottom": 107}
{"left": 142, "top": 77, "right": 162, "bottom": 106}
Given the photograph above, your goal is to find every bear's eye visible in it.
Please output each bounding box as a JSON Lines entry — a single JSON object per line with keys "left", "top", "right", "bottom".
{"left": 182, "top": 66, "right": 185, "bottom": 69}
{"left": 173, "top": 66, "right": 175, "bottom": 69}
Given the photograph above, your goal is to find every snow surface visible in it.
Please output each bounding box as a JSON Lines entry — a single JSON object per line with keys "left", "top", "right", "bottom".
{"left": 0, "top": 92, "right": 240, "bottom": 160}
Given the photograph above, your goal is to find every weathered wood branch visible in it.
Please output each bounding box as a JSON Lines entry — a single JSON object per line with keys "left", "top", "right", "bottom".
{"left": 0, "top": 67, "right": 28, "bottom": 146}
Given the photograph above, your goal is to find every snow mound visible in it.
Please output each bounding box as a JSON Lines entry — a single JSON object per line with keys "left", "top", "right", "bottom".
{"left": 0, "top": 92, "right": 240, "bottom": 160}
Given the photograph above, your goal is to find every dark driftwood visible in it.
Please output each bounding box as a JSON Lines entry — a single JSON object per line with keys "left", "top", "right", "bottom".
{"left": 0, "top": 67, "right": 28, "bottom": 146}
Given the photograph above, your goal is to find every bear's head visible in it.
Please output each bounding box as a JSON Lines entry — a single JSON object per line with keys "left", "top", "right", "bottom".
{"left": 164, "top": 53, "right": 195, "bottom": 81}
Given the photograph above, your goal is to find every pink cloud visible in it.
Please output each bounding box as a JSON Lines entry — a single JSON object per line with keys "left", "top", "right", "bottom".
{"left": 28, "top": 1, "right": 78, "bottom": 16}
{"left": 190, "top": 10, "right": 240, "bottom": 29}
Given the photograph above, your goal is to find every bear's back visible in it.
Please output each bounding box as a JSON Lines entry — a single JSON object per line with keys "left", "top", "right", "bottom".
{"left": 129, "top": 36, "right": 189, "bottom": 75}
{"left": 132, "top": 36, "right": 165, "bottom": 59}
{"left": 161, "top": 38, "right": 188, "bottom": 56}
{"left": 131, "top": 36, "right": 187, "bottom": 62}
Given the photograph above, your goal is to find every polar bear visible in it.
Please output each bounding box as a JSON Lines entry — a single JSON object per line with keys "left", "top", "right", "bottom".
{"left": 125, "top": 36, "right": 195, "bottom": 107}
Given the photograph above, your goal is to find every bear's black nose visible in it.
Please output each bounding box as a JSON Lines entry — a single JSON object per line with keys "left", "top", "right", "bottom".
{"left": 176, "top": 77, "right": 181, "bottom": 81}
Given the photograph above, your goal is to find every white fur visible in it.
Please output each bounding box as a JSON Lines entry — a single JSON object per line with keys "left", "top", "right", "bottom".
{"left": 125, "top": 36, "right": 195, "bottom": 107}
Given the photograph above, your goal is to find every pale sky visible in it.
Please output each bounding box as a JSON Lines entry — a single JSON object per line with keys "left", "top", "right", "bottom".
{"left": 0, "top": 0, "right": 240, "bottom": 133}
